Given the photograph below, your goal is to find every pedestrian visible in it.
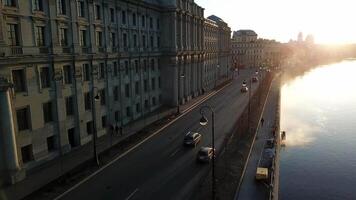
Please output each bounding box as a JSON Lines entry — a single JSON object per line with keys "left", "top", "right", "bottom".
{"left": 261, "top": 118, "right": 264, "bottom": 126}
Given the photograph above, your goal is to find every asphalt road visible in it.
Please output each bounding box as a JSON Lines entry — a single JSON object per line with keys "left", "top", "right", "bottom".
{"left": 59, "top": 69, "right": 261, "bottom": 200}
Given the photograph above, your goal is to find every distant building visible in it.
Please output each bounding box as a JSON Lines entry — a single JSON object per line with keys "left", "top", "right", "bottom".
{"left": 0, "top": 0, "right": 232, "bottom": 194}
{"left": 231, "top": 30, "right": 282, "bottom": 70}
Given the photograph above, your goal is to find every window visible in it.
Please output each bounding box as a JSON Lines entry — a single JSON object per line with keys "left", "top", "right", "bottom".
{"left": 125, "top": 84, "right": 130, "bottom": 98}
{"left": 86, "top": 121, "right": 93, "bottom": 135}
{"left": 59, "top": 28, "right": 68, "bottom": 46}
{"left": 47, "top": 136, "right": 56, "bottom": 152}
{"left": 136, "top": 103, "right": 141, "bottom": 113}
{"left": 135, "top": 81, "right": 139, "bottom": 95}
{"left": 100, "top": 89, "right": 106, "bottom": 105}
{"left": 12, "top": 69, "right": 26, "bottom": 92}
{"left": 40, "top": 67, "right": 50, "bottom": 88}
{"left": 158, "top": 77, "right": 161, "bottom": 88}
{"left": 4, "top": 0, "right": 16, "bottom": 7}
{"left": 151, "top": 78, "right": 156, "bottom": 90}
{"left": 43, "top": 101, "right": 53, "bottom": 123}
{"left": 124, "top": 61, "right": 129, "bottom": 75}
{"left": 132, "top": 13, "right": 136, "bottom": 26}
{"left": 96, "top": 31, "right": 103, "bottom": 47}
{"left": 133, "top": 34, "right": 137, "bottom": 47}
{"left": 77, "top": 0, "right": 85, "bottom": 17}
{"left": 95, "top": 4, "right": 101, "bottom": 20}
{"left": 83, "top": 63, "right": 91, "bottom": 81}
{"left": 16, "top": 107, "right": 30, "bottom": 131}
{"left": 156, "top": 18, "right": 160, "bottom": 30}
{"left": 113, "top": 62, "right": 118, "bottom": 77}
{"left": 32, "top": 0, "right": 43, "bottom": 11}
{"left": 84, "top": 92, "right": 91, "bottom": 110}
{"left": 79, "top": 30, "right": 87, "bottom": 46}
{"left": 65, "top": 96, "right": 74, "bottom": 116}
{"left": 141, "top": 15, "right": 145, "bottom": 27}
{"left": 157, "top": 36, "right": 160, "bottom": 48}
{"left": 63, "top": 65, "right": 72, "bottom": 84}
{"left": 99, "top": 63, "right": 105, "bottom": 79}
{"left": 110, "top": 8, "right": 115, "bottom": 22}
{"left": 122, "top": 11, "right": 126, "bottom": 24}
{"left": 101, "top": 115, "right": 106, "bottom": 128}
{"left": 150, "top": 36, "right": 154, "bottom": 47}
{"left": 115, "top": 111, "right": 120, "bottom": 122}
{"left": 149, "top": 17, "right": 153, "bottom": 29}
{"left": 152, "top": 96, "right": 156, "bottom": 106}
{"left": 68, "top": 128, "right": 78, "bottom": 147}
{"left": 144, "top": 99, "right": 149, "bottom": 109}
{"left": 57, "top": 0, "right": 66, "bottom": 15}
{"left": 144, "top": 79, "right": 148, "bottom": 92}
{"left": 113, "top": 86, "right": 119, "bottom": 101}
{"left": 144, "top": 60, "right": 147, "bottom": 72}
{"left": 126, "top": 106, "right": 131, "bottom": 117}
{"left": 150, "top": 59, "right": 155, "bottom": 71}
{"left": 142, "top": 35, "right": 146, "bottom": 47}
{"left": 111, "top": 32, "right": 116, "bottom": 47}
{"left": 7, "top": 24, "right": 19, "bottom": 46}
{"left": 123, "top": 33, "right": 127, "bottom": 47}
{"left": 21, "top": 145, "right": 34, "bottom": 163}
{"left": 135, "top": 60, "right": 139, "bottom": 73}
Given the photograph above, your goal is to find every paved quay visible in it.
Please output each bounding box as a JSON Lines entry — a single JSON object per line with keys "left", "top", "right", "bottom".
{"left": 235, "top": 74, "right": 281, "bottom": 200}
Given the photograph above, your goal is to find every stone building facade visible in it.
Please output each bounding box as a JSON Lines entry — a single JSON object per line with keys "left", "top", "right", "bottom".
{"left": 231, "top": 29, "right": 282, "bottom": 70}
{"left": 0, "top": 0, "right": 231, "bottom": 188}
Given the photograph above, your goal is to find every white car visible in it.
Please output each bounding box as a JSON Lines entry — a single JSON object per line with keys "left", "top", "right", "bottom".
{"left": 196, "top": 147, "right": 215, "bottom": 163}
{"left": 240, "top": 86, "right": 248, "bottom": 93}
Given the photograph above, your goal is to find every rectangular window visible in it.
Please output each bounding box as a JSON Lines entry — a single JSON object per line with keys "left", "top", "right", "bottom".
{"left": 113, "top": 62, "right": 118, "bottom": 77}
{"left": 84, "top": 92, "right": 91, "bottom": 110}
{"left": 150, "top": 59, "right": 155, "bottom": 71}
{"left": 12, "top": 69, "right": 26, "bottom": 92}
{"left": 123, "top": 33, "right": 127, "bottom": 47}
{"left": 156, "top": 18, "right": 160, "bottom": 30}
{"left": 34, "top": 26, "right": 45, "bottom": 46}
{"left": 65, "top": 96, "right": 74, "bottom": 116}
{"left": 16, "top": 107, "right": 30, "bottom": 131}
{"left": 99, "top": 63, "right": 105, "bottom": 79}
{"left": 126, "top": 106, "right": 131, "bottom": 117}
{"left": 136, "top": 103, "right": 141, "bottom": 113}
{"left": 144, "top": 60, "right": 147, "bottom": 72}
{"left": 101, "top": 115, "right": 106, "bottom": 128}
{"left": 152, "top": 96, "right": 156, "bottom": 106}
{"left": 144, "top": 99, "right": 149, "bottom": 109}
{"left": 68, "top": 128, "right": 78, "bottom": 147}
{"left": 125, "top": 84, "right": 130, "bottom": 98}
{"left": 79, "top": 30, "right": 87, "bottom": 46}
{"left": 32, "top": 0, "right": 43, "bottom": 11}
{"left": 95, "top": 4, "right": 101, "bottom": 20}
{"left": 57, "top": 0, "right": 66, "bottom": 15}
{"left": 149, "top": 17, "right": 153, "bottom": 29}
{"left": 111, "top": 32, "right": 116, "bottom": 47}
{"left": 135, "top": 81, "right": 139, "bottom": 95}
{"left": 63, "top": 65, "right": 72, "bottom": 84}
{"left": 113, "top": 86, "right": 119, "bottom": 101}
{"left": 47, "top": 136, "right": 56, "bottom": 152}
{"left": 124, "top": 61, "right": 129, "bottom": 75}
{"left": 144, "top": 79, "right": 148, "bottom": 92}
{"left": 135, "top": 60, "right": 139, "bottom": 73}
{"left": 133, "top": 34, "right": 137, "bottom": 47}
{"left": 40, "top": 67, "right": 50, "bottom": 88}
{"left": 83, "top": 63, "right": 91, "bottom": 81}
{"left": 21, "top": 145, "right": 34, "bottom": 163}
{"left": 114, "top": 111, "right": 120, "bottom": 122}
{"left": 142, "top": 35, "right": 146, "bottom": 48}
{"left": 96, "top": 31, "right": 102, "bottom": 47}
{"left": 7, "top": 24, "right": 19, "bottom": 46}
{"left": 43, "top": 101, "right": 53, "bottom": 123}
{"left": 141, "top": 15, "right": 145, "bottom": 27}
{"left": 110, "top": 8, "right": 115, "bottom": 22}
{"left": 77, "top": 0, "right": 85, "bottom": 17}
{"left": 86, "top": 121, "right": 93, "bottom": 135}
{"left": 122, "top": 11, "right": 126, "bottom": 24}
{"left": 59, "top": 28, "right": 68, "bottom": 46}
{"left": 100, "top": 89, "right": 106, "bottom": 105}
{"left": 4, "top": 0, "right": 17, "bottom": 7}
{"left": 158, "top": 77, "right": 161, "bottom": 89}
{"left": 151, "top": 78, "right": 156, "bottom": 90}
{"left": 157, "top": 36, "right": 160, "bottom": 48}
{"left": 132, "top": 13, "right": 136, "bottom": 26}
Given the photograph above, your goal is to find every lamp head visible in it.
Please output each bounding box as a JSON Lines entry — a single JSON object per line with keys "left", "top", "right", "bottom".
{"left": 199, "top": 116, "right": 208, "bottom": 126}
{"left": 94, "top": 94, "right": 100, "bottom": 101}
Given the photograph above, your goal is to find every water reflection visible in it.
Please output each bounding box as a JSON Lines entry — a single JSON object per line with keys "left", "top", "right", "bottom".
{"left": 280, "top": 60, "right": 356, "bottom": 200}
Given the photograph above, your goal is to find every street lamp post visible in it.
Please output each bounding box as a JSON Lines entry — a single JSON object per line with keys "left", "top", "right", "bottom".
{"left": 91, "top": 86, "right": 100, "bottom": 166}
{"left": 176, "top": 72, "right": 185, "bottom": 114}
{"left": 199, "top": 105, "right": 216, "bottom": 200}
{"left": 248, "top": 78, "right": 252, "bottom": 134}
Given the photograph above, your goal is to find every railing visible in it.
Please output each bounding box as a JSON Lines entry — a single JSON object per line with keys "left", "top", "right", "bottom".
{"left": 98, "top": 47, "right": 105, "bottom": 53}
{"left": 82, "top": 47, "right": 89, "bottom": 54}
{"left": 62, "top": 47, "right": 71, "bottom": 54}
{"left": 39, "top": 47, "right": 49, "bottom": 54}
{"left": 11, "top": 47, "right": 23, "bottom": 55}
{"left": 112, "top": 47, "right": 118, "bottom": 53}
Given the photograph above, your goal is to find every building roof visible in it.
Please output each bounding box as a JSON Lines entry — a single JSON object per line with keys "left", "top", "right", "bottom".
{"left": 233, "top": 30, "right": 257, "bottom": 37}
{"left": 207, "top": 15, "right": 225, "bottom": 23}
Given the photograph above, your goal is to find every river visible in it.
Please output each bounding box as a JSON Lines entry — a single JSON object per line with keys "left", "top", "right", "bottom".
{"left": 279, "top": 60, "right": 356, "bottom": 200}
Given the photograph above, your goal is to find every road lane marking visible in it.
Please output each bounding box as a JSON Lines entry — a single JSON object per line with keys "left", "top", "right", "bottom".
{"left": 125, "top": 188, "right": 139, "bottom": 200}
{"left": 169, "top": 148, "right": 181, "bottom": 158}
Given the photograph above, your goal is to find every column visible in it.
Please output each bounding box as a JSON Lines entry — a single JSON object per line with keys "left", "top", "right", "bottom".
{"left": 0, "top": 78, "right": 23, "bottom": 184}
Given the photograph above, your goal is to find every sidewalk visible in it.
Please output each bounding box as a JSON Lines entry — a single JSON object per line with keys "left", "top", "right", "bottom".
{"left": 235, "top": 74, "right": 281, "bottom": 200}
{"left": 1, "top": 78, "right": 233, "bottom": 200}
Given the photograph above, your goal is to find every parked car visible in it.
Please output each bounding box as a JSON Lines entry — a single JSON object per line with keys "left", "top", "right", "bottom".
{"left": 196, "top": 147, "right": 215, "bottom": 163}
{"left": 183, "top": 132, "right": 202, "bottom": 147}
{"left": 252, "top": 76, "right": 259, "bottom": 82}
{"left": 241, "top": 86, "right": 248, "bottom": 93}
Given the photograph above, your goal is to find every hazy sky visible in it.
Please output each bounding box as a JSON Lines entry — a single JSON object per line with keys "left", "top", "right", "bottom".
{"left": 195, "top": 0, "right": 356, "bottom": 44}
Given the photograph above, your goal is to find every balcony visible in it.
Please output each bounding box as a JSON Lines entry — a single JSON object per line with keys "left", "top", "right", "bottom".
{"left": 39, "top": 47, "right": 49, "bottom": 54}
{"left": 10, "top": 47, "right": 23, "bottom": 55}
{"left": 82, "top": 47, "right": 90, "bottom": 54}
{"left": 112, "top": 47, "right": 118, "bottom": 53}
{"left": 62, "top": 47, "right": 71, "bottom": 54}
{"left": 98, "top": 47, "right": 105, "bottom": 53}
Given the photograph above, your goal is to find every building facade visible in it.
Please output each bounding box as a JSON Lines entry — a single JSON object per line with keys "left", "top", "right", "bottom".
{"left": 0, "top": 0, "right": 231, "bottom": 188}
{"left": 231, "top": 29, "right": 282, "bottom": 70}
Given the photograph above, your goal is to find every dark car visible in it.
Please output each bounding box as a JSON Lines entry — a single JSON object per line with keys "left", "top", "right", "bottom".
{"left": 252, "top": 76, "right": 259, "bottom": 82}
{"left": 183, "top": 132, "right": 202, "bottom": 147}
{"left": 196, "top": 147, "right": 215, "bottom": 163}
{"left": 240, "top": 86, "right": 248, "bottom": 93}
